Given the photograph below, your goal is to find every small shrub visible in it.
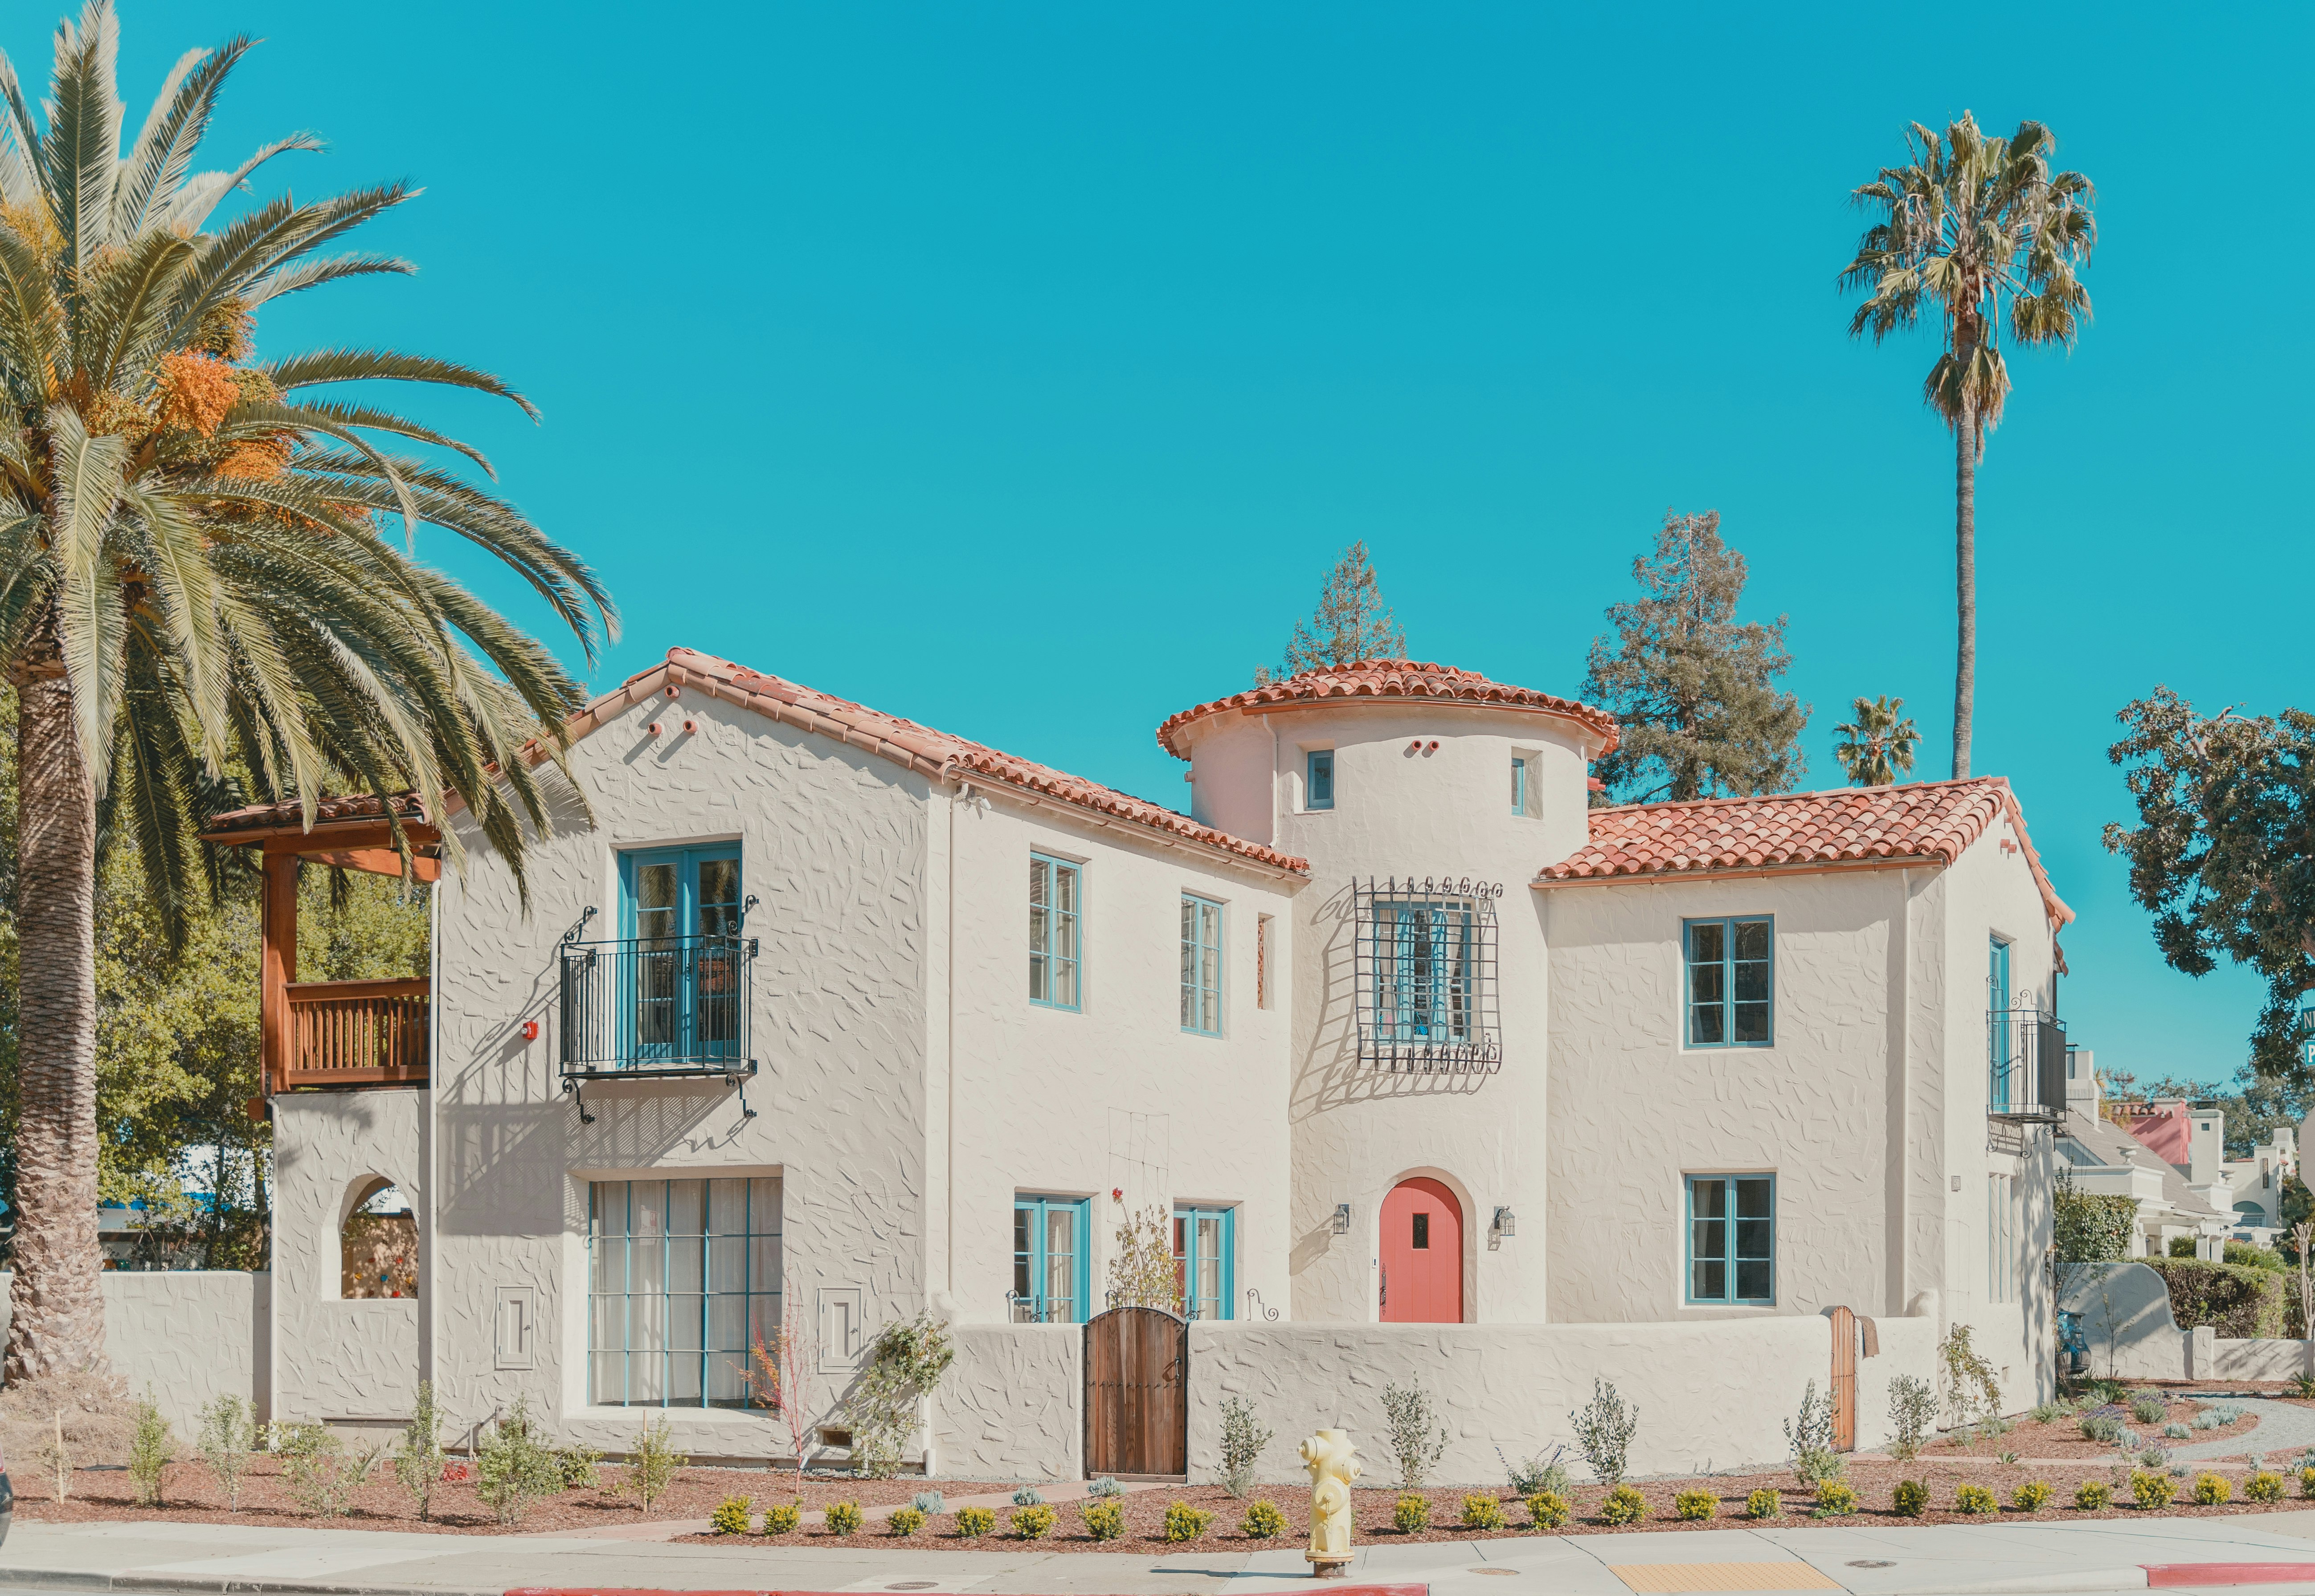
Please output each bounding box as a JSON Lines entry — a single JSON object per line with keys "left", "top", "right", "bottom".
{"left": 2195, "top": 1472, "right": 2232, "bottom": 1506}
{"left": 2193, "top": 1411, "right": 2222, "bottom": 1432}
{"left": 1011, "top": 1503, "right": 1055, "bottom": 1539}
{"left": 955, "top": 1504, "right": 995, "bottom": 1537}
{"left": 826, "top": 1500, "right": 864, "bottom": 1535}
{"left": 1162, "top": 1502, "right": 1211, "bottom": 1543}
{"left": 195, "top": 1395, "right": 258, "bottom": 1513}
{"left": 1887, "top": 1374, "right": 1938, "bottom": 1463}
{"left": 2029, "top": 1402, "right": 2064, "bottom": 1423}
{"left": 1080, "top": 1500, "right": 1124, "bottom": 1541}
{"left": 2291, "top": 1373, "right": 2315, "bottom": 1399}
{"left": 1527, "top": 1490, "right": 1572, "bottom": 1529}
{"left": 1242, "top": 1498, "right": 1286, "bottom": 1539}
{"left": 2131, "top": 1397, "right": 2168, "bottom": 1425}
{"left": 2013, "top": 1480, "right": 2054, "bottom": 1512}
{"left": 1600, "top": 1484, "right": 1648, "bottom": 1525}
{"left": 2164, "top": 1423, "right": 2192, "bottom": 1440}
{"left": 2081, "top": 1414, "right": 2125, "bottom": 1443}
{"left": 2250, "top": 1470, "right": 2287, "bottom": 1502}
{"left": 1783, "top": 1380, "right": 1842, "bottom": 1489}
{"left": 1891, "top": 1479, "right": 1928, "bottom": 1518}
{"left": 1501, "top": 1446, "right": 1571, "bottom": 1499}
{"left": 2076, "top": 1479, "right": 2114, "bottom": 1510}
{"left": 1382, "top": 1384, "right": 1450, "bottom": 1489}
{"left": 1393, "top": 1492, "right": 1431, "bottom": 1533}
{"left": 618, "top": 1415, "right": 684, "bottom": 1517}
{"left": 1573, "top": 1380, "right": 1640, "bottom": 1487}
{"left": 1219, "top": 1396, "right": 1275, "bottom": 1498}
{"left": 914, "top": 1489, "right": 946, "bottom": 1514}
{"left": 1998, "top": 1450, "right": 2021, "bottom": 1465}
{"left": 1460, "top": 1493, "right": 1505, "bottom": 1530}
{"left": 127, "top": 1391, "right": 174, "bottom": 1507}
{"left": 1085, "top": 1478, "right": 1121, "bottom": 1499}
{"left": 710, "top": 1496, "right": 753, "bottom": 1535}
{"left": 556, "top": 1444, "right": 602, "bottom": 1490}
{"left": 1953, "top": 1482, "right": 1997, "bottom": 1515}
{"left": 888, "top": 1506, "right": 927, "bottom": 1537}
{"left": 2132, "top": 1470, "right": 2176, "bottom": 1509}
{"left": 1673, "top": 1489, "right": 1716, "bottom": 1522}
{"left": 275, "top": 1422, "right": 380, "bottom": 1520}
{"left": 1013, "top": 1484, "right": 1045, "bottom": 1506}
{"left": 1815, "top": 1480, "right": 1857, "bottom": 1517}
{"left": 2141, "top": 1447, "right": 2172, "bottom": 1469}
{"left": 388, "top": 1383, "right": 445, "bottom": 1523}
{"left": 2215, "top": 1404, "right": 2247, "bottom": 1425}
{"left": 762, "top": 1502, "right": 801, "bottom": 1535}
{"left": 477, "top": 1399, "right": 564, "bottom": 1527}
{"left": 1745, "top": 1486, "right": 1782, "bottom": 1520}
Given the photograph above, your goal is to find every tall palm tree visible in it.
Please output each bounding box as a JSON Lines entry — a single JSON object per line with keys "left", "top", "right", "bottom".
{"left": 0, "top": 4, "right": 614, "bottom": 1381}
{"left": 1841, "top": 112, "right": 2094, "bottom": 779}
{"left": 1832, "top": 694, "right": 1920, "bottom": 787}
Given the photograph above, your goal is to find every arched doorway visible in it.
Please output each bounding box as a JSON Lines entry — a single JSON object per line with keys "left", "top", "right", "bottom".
{"left": 1380, "top": 1177, "right": 1463, "bottom": 1323}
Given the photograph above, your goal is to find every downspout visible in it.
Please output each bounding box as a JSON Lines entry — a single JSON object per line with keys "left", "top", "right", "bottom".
{"left": 1890, "top": 868, "right": 1910, "bottom": 1318}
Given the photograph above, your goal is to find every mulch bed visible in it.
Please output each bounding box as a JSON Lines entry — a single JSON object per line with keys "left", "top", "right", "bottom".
{"left": 8, "top": 1462, "right": 1006, "bottom": 1536}
{"left": 1926, "top": 1393, "right": 2262, "bottom": 1461}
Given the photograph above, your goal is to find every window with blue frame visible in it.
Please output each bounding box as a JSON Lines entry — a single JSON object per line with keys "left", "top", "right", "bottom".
{"left": 1011, "top": 1194, "right": 1088, "bottom": 1323}
{"left": 1172, "top": 1205, "right": 1234, "bottom": 1320}
{"left": 1029, "top": 855, "right": 1082, "bottom": 1011}
{"left": 1305, "top": 750, "right": 1334, "bottom": 811}
{"left": 587, "top": 1176, "right": 781, "bottom": 1406}
{"left": 1685, "top": 1174, "right": 1774, "bottom": 1305}
{"left": 1181, "top": 894, "right": 1223, "bottom": 1035}
{"left": 1374, "top": 901, "right": 1476, "bottom": 1044}
{"left": 618, "top": 845, "right": 744, "bottom": 1062}
{"left": 1511, "top": 756, "right": 1528, "bottom": 816}
{"left": 1685, "top": 916, "right": 1772, "bottom": 1047}
{"left": 1987, "top": 936, "right": 2013, "bottom": 1110}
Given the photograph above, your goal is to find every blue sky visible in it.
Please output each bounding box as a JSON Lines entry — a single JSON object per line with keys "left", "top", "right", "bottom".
{"left": 80, "top": 2, "right": 2310, "bottom": 1089}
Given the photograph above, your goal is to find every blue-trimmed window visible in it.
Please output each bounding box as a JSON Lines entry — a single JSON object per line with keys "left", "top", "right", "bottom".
{"left": 1173, "top": 1205, "right": 1235, "bottom": 1320}
{"left": 1029, "top": 854, "right": 1082, "bottom": 1011}
{"left": 1306, "top": 750, "right": 1335, "bottom": 810}
{"left": 1181, "top": 894, "right": 1223, "bottom": 1035}
{"left": 1012, "top": 1195, "right": 1089, "bottom": 1323}
{"left": 618, "top": 845, "right": 744, "bottom": 1061}
{"left": 1511, "top": 757, "right": 1528, "bottom": 816}
{"left": 1685, "top": 1174, "right": 1774, "bottom": 1305}
{"left": 1685, "top": 916, "right": 1772, "bottom": 1047}
{"left": 587, "top": 1176, "right": 781, "bottom": 1406}
{"left": 1988, "top": 936, "right": 2013, "bottom": 1110}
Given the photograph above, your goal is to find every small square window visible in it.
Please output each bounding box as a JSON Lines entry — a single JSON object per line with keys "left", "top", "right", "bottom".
{"left": 1685, "top": 916, "right": 1772, "bottom": 1047}
{"left": 1686, "top": 1174, "right": 1774, "bottom": 1305}
{"left": 1305, "top": 750, "right": 1334, "bottom": 811}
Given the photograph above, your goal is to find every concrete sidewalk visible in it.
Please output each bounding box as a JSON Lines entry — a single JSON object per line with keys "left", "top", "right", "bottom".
{"left": 19, "top": 1510, "right": 2315, "bottom": 1596}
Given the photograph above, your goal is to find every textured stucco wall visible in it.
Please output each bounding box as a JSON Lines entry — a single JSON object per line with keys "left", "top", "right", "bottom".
{"left": 931, "top": 1323, "right": 1080, "bottom": 1480}
{"left": 1185, "top": 1313, "right": 1940, "bottom": 1484}
{"left": 2213, "top": 1338, "right": 2313, "bottom": 1380}
{"left": 2061, "top": 1262, "right": 2188, "bottom": 1382}
{"left": 0, "top": 1270, "right": 271, "bottom": 1428}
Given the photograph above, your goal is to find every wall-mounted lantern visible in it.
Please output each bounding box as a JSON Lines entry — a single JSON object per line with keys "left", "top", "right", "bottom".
{"left": 1331, "top": 1203, "right": 1352, "bottom": 1235}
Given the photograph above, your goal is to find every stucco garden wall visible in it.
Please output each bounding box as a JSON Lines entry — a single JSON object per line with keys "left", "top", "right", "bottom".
{"left": 932, "top": 1323, "right": 1080, "bottom": 1480}
{"left": 0, "top": 1270, "right": 270, "bottom": 1429}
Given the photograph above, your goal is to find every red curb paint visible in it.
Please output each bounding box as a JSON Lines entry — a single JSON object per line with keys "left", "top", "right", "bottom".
{"left": 2144, "top": 1565, "right": 2315, "bottom": 1588}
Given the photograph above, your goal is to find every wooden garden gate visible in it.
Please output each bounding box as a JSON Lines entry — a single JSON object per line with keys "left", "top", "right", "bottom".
{"left": 1829, "top": 1305, "right": 1857, "bottom": 1451}
{"left": 1084, "top": 1306, "right": 1188, "bottom": 1478}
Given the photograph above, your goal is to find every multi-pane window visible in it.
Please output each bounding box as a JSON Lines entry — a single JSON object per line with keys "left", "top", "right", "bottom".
{"left": 1685, "top": 916, "right": 1772, "bottom": 1047}
{"left": 1029, "top": 854, "right": 1082, "bottom": 1011}
{"left": 1987, "top": 1174, "right": 2016, "bottom": 1303}
{"left": 588, "top": 1176, "right": 780, "bottom": 1407}
{"left": 1376, "top": 901, "right": 1476, "bottom": 1044}
{"left": 1173, "top": 1206, "right": 1234, "bottom": 1320}
{"left": 1686, "top": 1174, "right": 1773, "bottom": 1305}
{"left": 1306, "top": 750, "right": 1335, "bottom": 810}
{"left": 1181, "top": 894, "right": 1223, "bottom": 1035}
{"left": 1012, "top": 1195, "right": 1088, "bottom": 1323}
{"left": 1511, "top": 757, "right": 1529, "bottom": 816}
{"left": 619, "top": 846, "right": 744, "bottom": 1062}
{"left": 1987, "top": 936, "right": 2013, "bottom": 1110}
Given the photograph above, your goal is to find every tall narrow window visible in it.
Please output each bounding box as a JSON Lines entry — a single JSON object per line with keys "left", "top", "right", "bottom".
{"left": 1305, "top": 750, "right": 1335, "bottom": 811}
{"left": 1987, "top": 936, "right": 2013, "bottom": 1110}
{"left": 1173, "top": 1206, "right": 1235, "bottom": 1320}
{"left": 1986, "top": 1174, "right": 2016, "bottom": 1303}
{"left": 588, "top": 1176, "right": 781, "bottom": 1407}
{"left": 1181, "top": 894, "right": 1223, "bottom": 1036}
{"left": 1029, "top": 855, "right": 1082, "bottom": 1011}
{"left": 1685, "top": 916, "right": 1773, "bottom": 1047}
{"left": 1011, "top": 1195, "right": 1088, "bottom": 1323}
{"left": 1511, "top": 757, "right": 1528, "bottom": 816}
{"left": 1685, "top": 1174, "right": 1774, "bottom": 1305}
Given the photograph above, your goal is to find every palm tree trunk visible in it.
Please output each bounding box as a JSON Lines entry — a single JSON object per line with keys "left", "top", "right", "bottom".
{"left": 4, "top": 625, "right": 110, "bottom": 1383}
{"left": 1952, "top": 401, "right": 1977, "bottom": 780}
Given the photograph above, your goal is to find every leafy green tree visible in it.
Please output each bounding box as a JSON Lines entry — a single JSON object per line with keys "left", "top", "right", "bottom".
{"left": 1832, "top": 695, "right": 1921, "bottom": 786}
{"left": 1254, "top": 541, "right": 1406, "bottom": 684}
{"left": 0, "top": 5, "right": 609, "bottom": 1380}
{"left": 1842, "top": 113, "right": 2095, "bottom": 780}
{"left": 1582, "top": 510, "right": 1808, "bottom": 804}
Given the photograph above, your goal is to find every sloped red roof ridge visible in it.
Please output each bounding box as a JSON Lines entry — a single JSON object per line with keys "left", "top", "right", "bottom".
{"left": 1155, "top": 658, "right": 1621, "bottom": 759}
{"left": 1535, "top": 776, "right": 2073, "bottom": 929}
{"left": 202, "top": 789, "right": 431, "bottom": 839}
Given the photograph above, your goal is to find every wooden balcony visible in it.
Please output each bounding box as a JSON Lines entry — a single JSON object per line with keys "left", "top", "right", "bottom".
{"left": 284, "top": 978, "right": 431, "bottom": 1089}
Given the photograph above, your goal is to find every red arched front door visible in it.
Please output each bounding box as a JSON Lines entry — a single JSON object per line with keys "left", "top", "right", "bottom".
{"left": 1380, "top": 1177, "right": 1463, "bottom": 1322}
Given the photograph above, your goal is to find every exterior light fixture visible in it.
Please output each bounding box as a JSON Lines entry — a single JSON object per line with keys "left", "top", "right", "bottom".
{"left": 1493, "top": 1206, "right": 1516, "bottom": 1238}
{"left": 1331, "top": 1203, "right": 1352, "bottom": 1235}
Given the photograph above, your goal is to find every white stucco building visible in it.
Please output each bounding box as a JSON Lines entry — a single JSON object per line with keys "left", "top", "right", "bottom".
{"left": 204, "top": 650, "right": 2075, "bottom": 1466}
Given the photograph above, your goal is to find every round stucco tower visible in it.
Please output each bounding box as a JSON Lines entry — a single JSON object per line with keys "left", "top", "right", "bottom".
{"left": 1158, "top": 660, "right": 1618, "bottom": 1322}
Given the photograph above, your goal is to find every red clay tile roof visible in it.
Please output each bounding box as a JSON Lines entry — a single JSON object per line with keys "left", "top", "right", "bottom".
{"left": 1155, "top": 659, "right": 1621, "bottom": 759}
{"left": 200, "top": 790, "right": 432, "bottom": 841}
{"left": 1534, "top": 777, "right": 2072, "bottom": 928}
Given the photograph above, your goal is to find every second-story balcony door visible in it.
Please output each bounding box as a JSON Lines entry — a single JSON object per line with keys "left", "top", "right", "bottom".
{"left": 621, "top": 846, "right": 744, "bottom": 1065}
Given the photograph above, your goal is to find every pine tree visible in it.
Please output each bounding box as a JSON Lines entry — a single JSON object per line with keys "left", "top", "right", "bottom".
{"left": 1255, "top": 542, "right": 1407, "bottom": 685}
{"left": 1582, "top": 510, "right": 1808, "bottom": 804}
{"left": 1832, "top": 695, "right": 1922, "bottom": 786}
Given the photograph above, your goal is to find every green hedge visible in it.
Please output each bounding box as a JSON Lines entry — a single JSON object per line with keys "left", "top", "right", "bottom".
{"left": 2147, "top": 1259, "right": 2288, "bottom": 1338}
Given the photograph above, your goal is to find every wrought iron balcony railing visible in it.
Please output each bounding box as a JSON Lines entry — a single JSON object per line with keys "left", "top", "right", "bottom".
{"left": 559, "top": 934, "right": 757, "bottom": 1081}
{"left": 1988, "top": 1005, "right": 2066, "bottom": 1122}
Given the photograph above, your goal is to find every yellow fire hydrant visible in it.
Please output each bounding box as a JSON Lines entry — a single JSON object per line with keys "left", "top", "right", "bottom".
{"left": 1301, "top": 1428, "right": 1361, "bottom": 1577}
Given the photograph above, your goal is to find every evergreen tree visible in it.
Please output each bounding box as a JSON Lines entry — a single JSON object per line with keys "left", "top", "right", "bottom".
{"left": 1832, "top": 695, "right": 1922, "bottom": 786}
{"left": 1582, "top": 510, "right": 1808, "bottom": 804}
{"left": 1255, "top": 541, "right": 1407, "bottom": 685}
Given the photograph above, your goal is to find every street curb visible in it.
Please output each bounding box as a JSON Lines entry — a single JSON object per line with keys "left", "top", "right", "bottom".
{"left": 2144, "top": 1566, "right": 2315, "bottom": 1588}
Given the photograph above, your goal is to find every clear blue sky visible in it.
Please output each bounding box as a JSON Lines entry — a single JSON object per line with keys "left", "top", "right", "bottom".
{"left": 77, "top": 2, "right": 2311, "bottom": 1090}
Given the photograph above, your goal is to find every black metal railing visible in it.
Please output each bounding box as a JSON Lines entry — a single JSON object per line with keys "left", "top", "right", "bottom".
{"left": 560, "top": 934, "right": 757, "bottom": 1079}
{"left": 1988, "top": 1005, "right": 2065, "bottom": 1121}
{"left": 1352, "top": 876, "right": 1504, "bottom": 1073}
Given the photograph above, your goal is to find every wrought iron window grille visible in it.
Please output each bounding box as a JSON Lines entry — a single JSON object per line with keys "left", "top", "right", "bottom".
{"left": 1352, "top": 875, "right": 1503, "bottom": 1074}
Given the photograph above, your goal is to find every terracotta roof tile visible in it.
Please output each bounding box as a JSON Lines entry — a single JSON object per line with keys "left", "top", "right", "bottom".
{"left": 1534, "top": 777, "right": 2072, "bottom": 928}
{"left": 201, "top": 790, "right": 430, "bottom": 839}
{"left": 1155, "top": 658, "right": 1620, "bottom": 759}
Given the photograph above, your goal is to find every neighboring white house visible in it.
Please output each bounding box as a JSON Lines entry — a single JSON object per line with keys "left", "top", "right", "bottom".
{"left": 2057, "top": 1060, "right": 2237, "bottom": 1257}
{"left": 200, "top": 651, "right": 2076, "bottom": 1466}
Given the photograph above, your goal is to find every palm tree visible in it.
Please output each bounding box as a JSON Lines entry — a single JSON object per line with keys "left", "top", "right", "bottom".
{"left": 0, "top": 4, "right": 614, "bottom": 1382}
{"left": 1832, "top": 695, "right": 1921, "bottom": 787}
{"left": 1841, "top": 113, "right": 2094, "bottom": 779}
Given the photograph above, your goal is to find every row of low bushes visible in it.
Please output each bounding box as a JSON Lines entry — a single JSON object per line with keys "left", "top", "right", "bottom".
{"left": 2144, "top": 1258, "right": 2297, "bottom": 1339}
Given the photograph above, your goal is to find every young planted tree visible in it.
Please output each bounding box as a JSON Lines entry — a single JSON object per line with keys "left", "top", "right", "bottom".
{"left": 1253, "top": 540, "right": 1406, "bottom": 684}
{"left": 0, "top": 4, "right": 613, "bottom": 1382}
{"left": 1581, "top": 510, "right": 1807, "bottom": 803}
{"left": 1841, "top": 112, "right": 2096, "bottom": 779}
{"left": 1832, "top": 695, "right": 1921, "bottom": 786}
